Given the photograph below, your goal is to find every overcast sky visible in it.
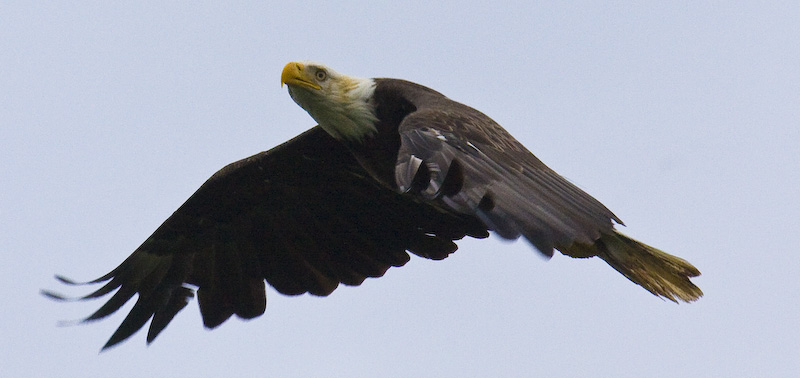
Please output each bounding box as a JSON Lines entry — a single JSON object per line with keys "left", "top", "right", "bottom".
{"left": 2, "top": 2, "right": 798, "bottom": 377}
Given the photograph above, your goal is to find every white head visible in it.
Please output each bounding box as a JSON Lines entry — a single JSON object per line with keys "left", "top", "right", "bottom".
{"left": 281, "top": 61, "right": 378, "bottom": 142}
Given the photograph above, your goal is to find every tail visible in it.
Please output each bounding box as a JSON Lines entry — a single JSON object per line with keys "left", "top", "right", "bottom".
{"left": 562, "top": 232, "right": 703, "bottom": 302}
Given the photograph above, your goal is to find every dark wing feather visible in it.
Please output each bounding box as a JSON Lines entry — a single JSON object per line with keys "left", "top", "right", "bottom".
{"left": 395, "top": 107, "right": 621, "bottom": 256}
{"left": 47, "top": 126, "right": 486, "bottom": 349}
{"left": 386, "top": 81, "right": 701, "bottom": 303}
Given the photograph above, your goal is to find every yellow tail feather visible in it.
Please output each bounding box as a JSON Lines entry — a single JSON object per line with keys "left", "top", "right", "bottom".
{"left": 561, "top": 232, "right": 702, "bottom": 302}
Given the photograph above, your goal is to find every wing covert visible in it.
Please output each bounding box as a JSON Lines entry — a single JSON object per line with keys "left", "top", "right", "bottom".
{"left": 395, "top": 109, "right": 622, "bottom": 256}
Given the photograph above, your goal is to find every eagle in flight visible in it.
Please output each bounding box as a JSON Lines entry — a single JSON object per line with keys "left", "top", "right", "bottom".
{"left": 45, "top": 61, "right": 702, "bottom": 350}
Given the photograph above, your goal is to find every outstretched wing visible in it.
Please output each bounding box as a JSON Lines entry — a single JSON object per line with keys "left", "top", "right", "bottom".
{"left": 393, "top": 101, "right": 701, "bottom": 304}
{"left": 395, "top": 107, "right": 622, "bottom": 257}
{"left": 46, "top": 126, "right": 487, "bottom": 349}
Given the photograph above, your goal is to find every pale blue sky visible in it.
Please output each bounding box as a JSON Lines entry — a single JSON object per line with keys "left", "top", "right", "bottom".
{"left": 2, "top": 2, "right": 798, "bottom": 377}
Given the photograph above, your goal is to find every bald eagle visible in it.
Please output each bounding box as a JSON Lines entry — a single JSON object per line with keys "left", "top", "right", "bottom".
{"left": 45, "top": 61, "right": 702, "bottom": 350}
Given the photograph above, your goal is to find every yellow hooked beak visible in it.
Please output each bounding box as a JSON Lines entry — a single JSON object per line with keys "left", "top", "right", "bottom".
{"left": 280, "top": 62, "right": 321, "bottom": 90}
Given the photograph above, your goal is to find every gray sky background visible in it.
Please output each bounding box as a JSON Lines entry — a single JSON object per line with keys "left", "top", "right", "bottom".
{"left": 3, "top": 2, "right": 798, "bottom": 377}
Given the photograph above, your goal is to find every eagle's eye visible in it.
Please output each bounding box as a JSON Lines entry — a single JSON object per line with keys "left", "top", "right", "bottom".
{"left": 315, "top": 69, "right": 327, "bottom": 82}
